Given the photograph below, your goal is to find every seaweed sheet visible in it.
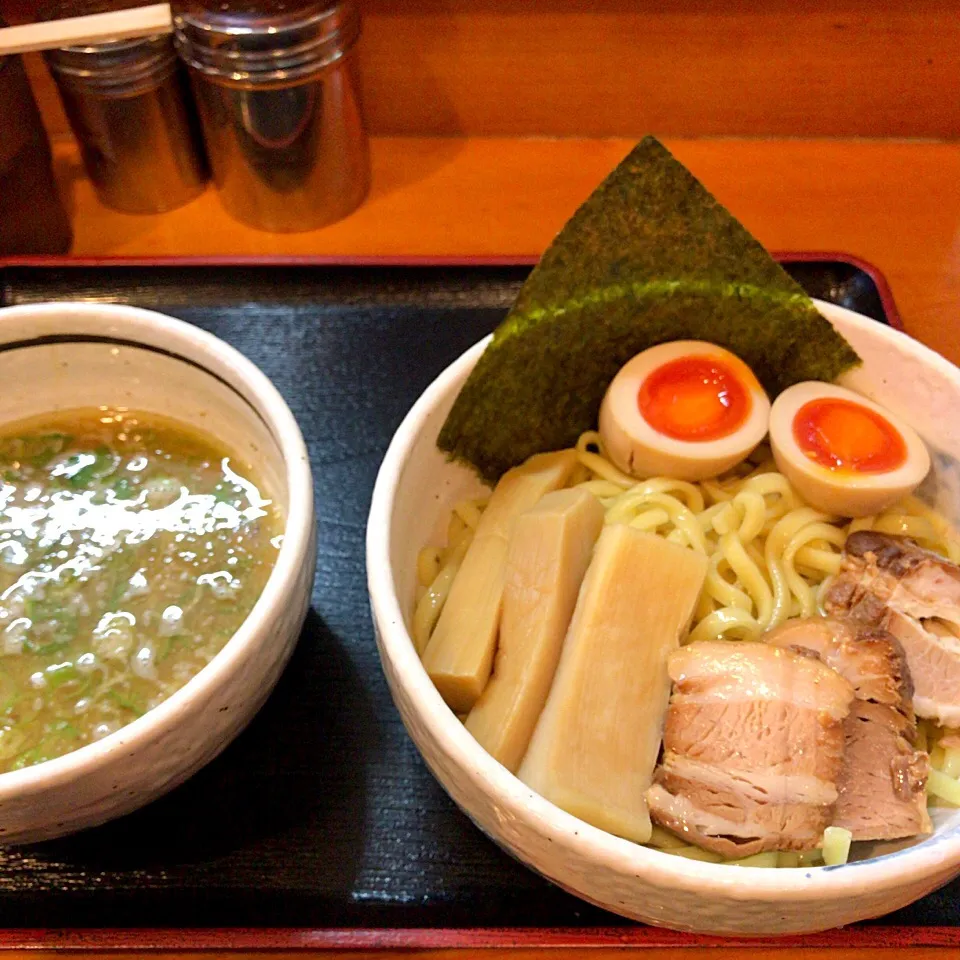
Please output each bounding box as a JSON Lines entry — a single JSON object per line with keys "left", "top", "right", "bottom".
{"left": 438, "top": 136, "right": 860, "bottom": 483}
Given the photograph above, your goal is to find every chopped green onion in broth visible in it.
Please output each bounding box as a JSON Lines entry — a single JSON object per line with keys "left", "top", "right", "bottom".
{"left": 0, "top": 408, "right": 282, "bottom": 772}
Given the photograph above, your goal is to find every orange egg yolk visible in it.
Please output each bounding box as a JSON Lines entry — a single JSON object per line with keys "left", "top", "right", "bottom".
{"left": 638, "top": 355, "right": 751, "bottom": 442}
{"left": 792, "top": 397, "right": 907, "bottom": 473}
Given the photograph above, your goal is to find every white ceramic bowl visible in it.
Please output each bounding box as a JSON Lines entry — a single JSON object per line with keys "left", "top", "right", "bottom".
{"left": 0, "top": 302, "right": 314, "bottom": 844}
{"left": 367, "top": 300, "right": 960, "bottom": 936}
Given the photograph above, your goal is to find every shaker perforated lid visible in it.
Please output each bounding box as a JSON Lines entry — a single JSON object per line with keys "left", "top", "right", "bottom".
{"left": 39, "top": 1, "right": 177, "bottom": 90}
{"left": 173, "top": 0, "right": 360, "bottom": 82}
{"left": 44, "top": 35, "right": 176, "bottom": 92}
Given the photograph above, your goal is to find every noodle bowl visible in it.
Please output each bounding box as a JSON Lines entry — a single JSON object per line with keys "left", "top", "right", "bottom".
{"left": 368, "top": 301, "right": 960, "bottom": 933}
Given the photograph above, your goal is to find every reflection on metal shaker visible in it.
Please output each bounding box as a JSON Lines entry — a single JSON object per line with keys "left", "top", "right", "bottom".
{"left": 45, "top": 36, "right": 208, "bottom": 215}
{"left": 174, "top": 1, "right": 370, "bottom": 233}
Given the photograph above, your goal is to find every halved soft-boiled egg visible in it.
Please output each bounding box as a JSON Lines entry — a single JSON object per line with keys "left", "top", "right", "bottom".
{"left": 598, "top": 341, "right": 770, "bottom": 481}
{"left": 769, "top": 382, "right": 930, "bottom": 517}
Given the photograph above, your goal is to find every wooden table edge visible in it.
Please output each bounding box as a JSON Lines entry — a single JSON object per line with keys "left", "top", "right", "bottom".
{"left": 0, "top": 925, "right": 958, "bottom": 951}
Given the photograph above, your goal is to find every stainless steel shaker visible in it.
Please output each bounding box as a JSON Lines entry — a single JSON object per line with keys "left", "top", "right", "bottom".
{"left": 174, "top": 1, "right": 370, "bottom": 233}
{"left": 45, "top": 35, "right": 208, "bottom": 215}
{"left": 0, "top": 21, "right": 73, "bottom": 255}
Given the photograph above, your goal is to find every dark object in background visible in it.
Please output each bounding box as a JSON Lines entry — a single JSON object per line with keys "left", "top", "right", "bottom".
{"left": 45, "top": 34, "right": 208, "bottom": 215}
{"left": 174, "top": 0, "right": 369, "bottom": 233}
{"left": 0, "top": 36, "right": 73, "bottom": 255}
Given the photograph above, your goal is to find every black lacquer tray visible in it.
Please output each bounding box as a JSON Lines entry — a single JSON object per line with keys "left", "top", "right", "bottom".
{"left": 0, "top": 253, "right": 951, "bottom": 949}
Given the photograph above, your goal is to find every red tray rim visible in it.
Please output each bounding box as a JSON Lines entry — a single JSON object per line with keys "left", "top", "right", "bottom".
{"left": 0, "top": 250, "right": 902, "bottom": 331}
{"left": 0, "top": 924, "right": 957, "bottom": 950}
{"left": 0, "top": 250, "right": 912, "bottom": 950}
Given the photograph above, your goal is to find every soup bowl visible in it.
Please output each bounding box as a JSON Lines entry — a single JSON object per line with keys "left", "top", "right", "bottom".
{"left": 367, "top": 300, "right": 960, "bottom": 936}
{"left": 0, "top": 301, "right": 314, "bottom": 843}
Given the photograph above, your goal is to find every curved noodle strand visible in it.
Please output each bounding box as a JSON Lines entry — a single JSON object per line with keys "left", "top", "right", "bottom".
{"left": 605, "top": 491, "right": 708, "bottom": 553}
{"left": 782, "top": 522, "right": 847, "bottom": 618}
{"left": 687, "top": 606, "right": 763, "bottom": 644}
{"left": 628, "top": 508, "right": 671, "bottom": 531}
{"left": 732, "top": 490, "right": 767, "bottom": 543}
{"left": 795, "top": 545, "right": 843, "bottom": 577}
{"left": 412, "top": 528, "right": 473, "bottom": 653}
{"left": 704, "top": 552, "right": 754, "bottom": 612}
{"left": 417, "top": 547, "right": 442, "bottom": 587}
{"left": 453, "top": 499, "right": 485, "bottom": 531}
{"left": 574, "top": 432, "right": 635, "bottom": 488}
{"left": 872, "top": 513, "right": 938, "bottom": 544}
{"left": 764, "top": 508, "right": 835, "bottom": 628}
{"left": 720, "top": 532, "right": 774, "bottom": 626}
{"left": 701, "top": 479, "right": 733, "bottom": 504}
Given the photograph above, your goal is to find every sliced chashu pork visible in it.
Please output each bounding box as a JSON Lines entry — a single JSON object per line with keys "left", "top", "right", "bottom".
{"left": 765, "top": 617, "right": 931, "bottom": 841}
{"left": 646, "top": 641, "right": 853, "bottom": 857}
{"left": 825, "top": 530, "right": 960, "bottom": 726}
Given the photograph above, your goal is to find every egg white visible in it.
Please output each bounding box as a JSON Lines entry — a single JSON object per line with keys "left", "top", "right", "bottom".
{"left": 598, "top": 341, "right": 771, "bottom": 482}
{"left": 769, "top": 381, "right": 931, "bottom": 517}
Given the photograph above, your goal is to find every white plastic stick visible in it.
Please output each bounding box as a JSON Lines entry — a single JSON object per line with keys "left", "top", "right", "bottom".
{"left": 0, "top": 4, "right": 172, "bottom": 56}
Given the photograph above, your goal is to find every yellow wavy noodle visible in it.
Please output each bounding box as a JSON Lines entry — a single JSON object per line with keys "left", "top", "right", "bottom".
{"left": 900, "top": 498, "right": 960, "bottom": 562}
{"left": 687, "top": 606, "right": 762, "bottom": 645}
{"left": 575, "top": 431, "right": 634, "bottom": 488}
{"left": 628, "top": 508, "right": 670, "bottom": 532}
{"left": 782, "top": 522, "right": 846, "bottom": 619}
{"left": 721, "top": 532, "right": 774, "bottom": 626}
{"left": 815, "top": 574, "right": 837, "bottom": 615}
{"left": 705, "top": 552, "right": 753, "bottom": 612}
{"left": 731, "top": 490, "right": 767, "bottom": 542}
{"left": 709, "top": 502, "right": 738, "bottom": 536}
{"left": 417, "top": 547, "right": 442, "bottom": 588}
{"left": 578, "top": 479, "right": 630, "bottom": 499}
{"left": 413, "top": 534, "right": 471, "bottom": 654}
{"left": 924, "top": 724, "right": 960, "bottom": 783}
{"left": 453, "top": 498, "right": 484, "bottom": 531}
{"left": 872, "top": 513, "right": 937, "bottom": 542}
{"left": 605, "top": 491, "right": 708, "bottom": 553}
{"left": 413, "top": 496, "right": 489, "bottom": 653}
{"left": 700, "top": 479, "right": 732, "bottom": 503}
{"left": 763, "top": 508, "right": 835, "bottom": 629}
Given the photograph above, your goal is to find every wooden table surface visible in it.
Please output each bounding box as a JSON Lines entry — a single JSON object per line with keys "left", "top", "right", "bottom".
{"left": 53, "top": 135, "right": 960, "bottom": 366}
{"left": 17, "top": 135, "right": 960, "bottom": 958}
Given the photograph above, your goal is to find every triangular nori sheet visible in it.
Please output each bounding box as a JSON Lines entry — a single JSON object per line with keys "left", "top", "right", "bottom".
{"left": 438, "top": 136, "right": 860, "bottom": 484}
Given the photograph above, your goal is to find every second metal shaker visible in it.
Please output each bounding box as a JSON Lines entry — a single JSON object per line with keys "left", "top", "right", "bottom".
{"left": 174, "top": 0, "right": 370, "bottom": 233}
{"left": 45, "top": 35, "right": 208, "bottom": 215}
